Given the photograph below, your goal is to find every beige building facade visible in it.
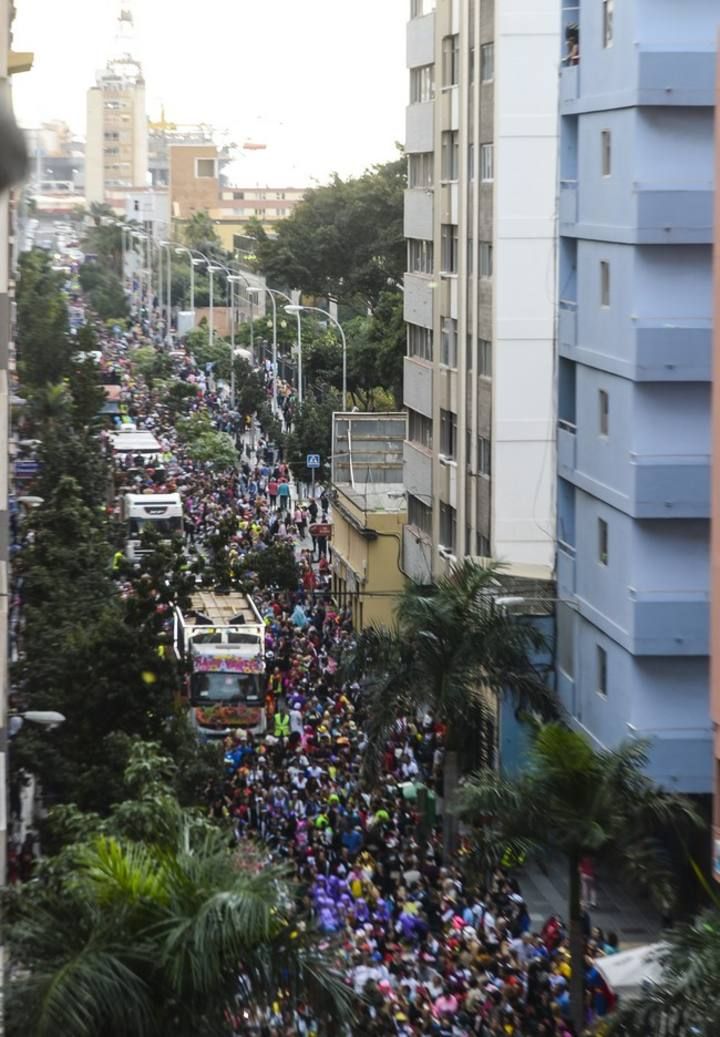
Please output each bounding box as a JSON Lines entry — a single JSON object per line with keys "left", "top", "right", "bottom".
{"left": 403, "top": 0, "right": 558, "bottom": 584}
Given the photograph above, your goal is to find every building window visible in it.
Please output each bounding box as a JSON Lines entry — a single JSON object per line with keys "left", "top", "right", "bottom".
{"left": 598, "top": 518, "right": 608, "bottom": 565}
{"left": 440, "top": 409, "right": 457, "bottom": 459}
{"left": 408, "top": 151, "right": 434, "bottom": 189}
{"left": 466, "top": 335, "right": 474, "bottom": 371}
{"left": 467, "top": 237, "right": 474, "bottom": 276}
{"left": 233, "top": 190, "right": 245, "bottom": 199}
{"left": 597, "top": 645, "right": 608, "bottom": 696}
{"left": 480, "top": 42, "right": 494, "bottom": 82}
{"left": 600, "top": 260, "right": 610, "bottom": 307}
{"left": 480, "top": 143, "right": 494, "bottom": 182}
{"left": 441, "top": 225, "right": 459, "bottom": 274}
{"left": 195, "top": 158, "right": 217, "bottom": 178}
{"left": 441, "top": 130, "right": 459, "bottom": 181}
{"left": 478, "top": 435, "right": 491, "bottom": 476}
{"left": 440, "top": 318, "right": 458, "bottom": 367}
{"left": 439, "top": 502, "right": 457, "bottom": 553}
{"left": 408, "top": 409, "right": 433, "bottom": 450}
{"left": 442, "top": 34, "right": 460, "bottom": 86}
{"left": 602, "top": 0, "right": 614, "bottom": 48}
{"left": 408, "top": 493, "right": 432, "bottom": 536}
{"left": 407, "top": 238, "right": 434, "bottom": 274}
{"left": 410, "top": 64, "right": 435, "bottom": 103}
{"left": 276, "top": 191, "right": 286, "bottom": 199}
{"left": 408, "top": 323, "right": 433, "bottom": 361}
{"left": 479, "top": 242, "right": 493, "bottom": 279}
{"left": 468, "top": 142, "right": 475, "bottom": 181}
{"left": 601, "top": 130, "right": 612, "bottom": 176}
{"left": 598, "top": 389, "right": 609, "bottom": 436}
{"left": 478, "top": 338, "right": 492, "bottom": 378}
{"left": 477, "top": 533, "right": 490, "bottom": 557}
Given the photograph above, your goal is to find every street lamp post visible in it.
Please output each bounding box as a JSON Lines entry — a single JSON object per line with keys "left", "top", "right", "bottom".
{"left": 175, "top": 246, "right": 198, "bottom": 314}
{"left": 248, "top": 286, "right": 294, "bottom": 413}
{"left": 159, "top": 241, "right": 174, "bottom": 344}
{"left": 285, "top": 304, "right": 347, "bottom": 409}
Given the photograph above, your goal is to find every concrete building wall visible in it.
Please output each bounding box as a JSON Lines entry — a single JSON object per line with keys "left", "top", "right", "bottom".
{"left": 711, "top": 40, "right": 720, "bottom": 876}
{"left": 557, "top": 0, "right": 716, "bottom": 793}
{"left": 169, "top": 144, "right": 219, "bottom": 220}
{"left": 403, "top": 0, "right": 558, "bottom": 582}
{"left": 85, "top": 87, "right": 104, "bottom": 206}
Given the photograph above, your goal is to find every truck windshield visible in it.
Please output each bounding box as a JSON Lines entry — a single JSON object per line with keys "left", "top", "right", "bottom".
{"left": 128, "top": 516, "right": 183, "bottom": 537}
{"left": 192, "top": 672, "right": 263, "bottom": 705}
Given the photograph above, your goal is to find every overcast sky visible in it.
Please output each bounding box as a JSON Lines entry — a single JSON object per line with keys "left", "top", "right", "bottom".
{"left": 11, "top": 0, "right": 408, "bottom": 186}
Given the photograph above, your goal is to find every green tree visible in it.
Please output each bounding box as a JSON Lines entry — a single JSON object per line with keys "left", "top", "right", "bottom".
{"left": 455, "top": 723, "right": 702, "bottom": 1033}
{"left": 5, "top": 744, "right": 353, "bottom": 1037}
{"left": 233, "top": 357, "right": 266, "bottom": 419}
{"left": 81, "top": 204, "right": 123, "bottom": 274}
{"left": 284, "top": 386, "right": 342, "bottom": 483}
{"left": 78, "top": 263, "right": 128, "bottom": 321}
{"left": 605, "top": 910, "right": 720, "bottom": 1037}
{"left": 348, "top": 561, "right": 558, "bottom": 845}
{"left": 16, "top": 249, "right": 73, "bottom": 387}
{"left": 253, "top": 157, "right": 405, "bottom": 312}
{"left": 187, "top": 430, "right": 238, "bottom": 468}
{"left": 131, "top": 345, "right": 173, "bottom": 388}
{"left": 240, "top": 542, "right": 300, "bottom": 593}
{"left": 183, "top": 209, "right": 222, "bottom": 256}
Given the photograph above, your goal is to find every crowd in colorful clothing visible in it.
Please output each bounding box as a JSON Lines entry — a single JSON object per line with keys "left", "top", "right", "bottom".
{"left": 100, "top": 317, "right": 621, "bottom": 1036}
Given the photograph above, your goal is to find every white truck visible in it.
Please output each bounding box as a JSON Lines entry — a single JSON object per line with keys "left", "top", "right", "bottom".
{"left": 175, "top": 590, "right": 267, "bottom": 740}
{"left": 122, "top": 492, "right": 184, "bottom": 561}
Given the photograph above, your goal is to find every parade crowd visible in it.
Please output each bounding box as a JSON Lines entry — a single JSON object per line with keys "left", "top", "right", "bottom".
{"left": 99, "top": 311, "right": 620, "bottom": 1037}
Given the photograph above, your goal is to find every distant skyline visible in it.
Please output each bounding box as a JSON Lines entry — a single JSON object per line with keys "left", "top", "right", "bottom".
{"left": 11, "top": 0, "right": 408, "bottom": 186}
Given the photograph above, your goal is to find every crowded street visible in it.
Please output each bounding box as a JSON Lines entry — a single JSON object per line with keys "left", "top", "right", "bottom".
{"left": 76, "top": 303, "right": 623, "bottom": 1037}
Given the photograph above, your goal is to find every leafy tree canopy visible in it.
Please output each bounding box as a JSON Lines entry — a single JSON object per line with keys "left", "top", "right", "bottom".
{"left": 252, "top": 156, "right": 406, "bottom": 312}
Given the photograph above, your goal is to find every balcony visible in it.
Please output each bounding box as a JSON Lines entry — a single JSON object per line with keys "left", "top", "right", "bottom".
{"left": 404, "top": 188, "right": 433, "bottom": 240}
{"left": 403, "top": 523, "right": 433, "bottom": 586}
{"left": 635, "top": 186, "right": 713, "bottom": 245}
{"left": 637, "top": 48, "right": 715, "bottom": 107}
{"left": 558, "top": 300, "right": 577, "bottom": 351}
{"left": 405, "top": 101, "right": 433, "bottom": 155}
{"left": 403, "top": 355, "right": 433, "bottom": 417}
{"left": 629, "top": 587, "right": 709, "bottom": 656}
{"left": 557, "top": 420, "right": 577, "bottom": 478}
{"left": 634, "top": 318, "right": 711, "bottom": 382}
{"left": 403, "top": 439, "right": 433, "bottom": 503}
{"left": 557, "top": 541, "right": 576, "bottom": 598}
{"left": 559, "top": 179, "right": 577, "bottom": 227}
{"left": 560, "top": 64, "right": 579, "bottom": 105}
{"left": 630, "top": 452, "right": 710, "bottom": 519}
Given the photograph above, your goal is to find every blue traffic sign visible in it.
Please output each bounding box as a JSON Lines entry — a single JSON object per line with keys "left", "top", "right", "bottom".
{"left": 306, "top": 454, "right": 321, "bottom": 469}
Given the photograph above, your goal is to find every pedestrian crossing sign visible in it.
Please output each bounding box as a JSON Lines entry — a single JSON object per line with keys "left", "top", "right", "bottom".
{"left": 306, "top": 454, "right": 321, "bottom": 469}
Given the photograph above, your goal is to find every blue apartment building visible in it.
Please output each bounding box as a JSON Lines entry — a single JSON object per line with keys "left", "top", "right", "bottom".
{"left": 556, "top": 0, "right": 716, "bottom": 792}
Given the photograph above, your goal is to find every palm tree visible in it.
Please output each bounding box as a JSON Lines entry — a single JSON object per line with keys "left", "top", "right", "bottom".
{"left": 348, "top": 560, "right": 558, "bottom": 850}
{"left": 6, "top": 831, "right": 354, "bottom": 1037}
{"left": 455, "top": 723, "right": 702, "bottom": 1034}
{"left": 606, "top": 910, "right": 720, "bottom": 1036}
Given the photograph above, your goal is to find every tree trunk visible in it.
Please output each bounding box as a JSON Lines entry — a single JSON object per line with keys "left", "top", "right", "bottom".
{"left": 568, "top": 852, "right": 585, "bottom": 1035}
{"left": 441, "top": 749, "right": 460, "bottom": 861}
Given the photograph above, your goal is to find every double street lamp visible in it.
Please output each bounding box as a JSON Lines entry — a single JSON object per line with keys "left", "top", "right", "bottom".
{"left": 246, "top": 286, "right": 296, "bottom": 411}
{"left": 284, "top": 304, "right": 348, "bottom": 411}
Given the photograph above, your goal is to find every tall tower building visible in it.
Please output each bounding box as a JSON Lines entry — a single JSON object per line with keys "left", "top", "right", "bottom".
{"left": 402, "top": 0, "right": 559, "bottom": 586}
{"left": 556, "top": 0, "right": 716, "bottom": 792}
{"left": 85, "top": 2, "right": 147, "bottom": 209}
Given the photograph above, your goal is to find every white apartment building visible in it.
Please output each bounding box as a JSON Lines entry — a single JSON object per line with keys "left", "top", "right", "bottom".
{"left": 402, "top": 0, "right": 559, "bottom": 583}
{"left": 85, "top": 3, "right": 147, "bottom": 209}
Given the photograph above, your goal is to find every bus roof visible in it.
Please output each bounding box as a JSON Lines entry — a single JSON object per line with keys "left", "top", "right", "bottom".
{"left": 188, "top": 590, "right": 262, "bottom": 627}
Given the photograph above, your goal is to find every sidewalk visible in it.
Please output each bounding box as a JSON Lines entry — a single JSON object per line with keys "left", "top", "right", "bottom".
{"left": 518, "top": 853, "right": 662, "bottom": 948}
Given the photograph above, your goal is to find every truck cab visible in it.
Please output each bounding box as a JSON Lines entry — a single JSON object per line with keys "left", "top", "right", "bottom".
{"left": 122, "top": 492, "right": 184, "bottom": 562}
